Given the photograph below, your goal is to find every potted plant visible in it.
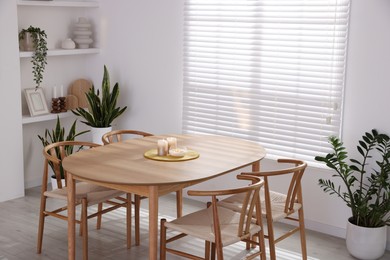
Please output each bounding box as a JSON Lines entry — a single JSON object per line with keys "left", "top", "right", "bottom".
{"left": 38, "top": 116, "right": 89, "bottom": 189}
{"left": 19, "top": 26, "right": 48, "bottom": 89}
{"left": 71, "top": 65, "right": 127, "bottom": 144}
{"left": 315, "top": 129, "right": 390, "bottom": 259}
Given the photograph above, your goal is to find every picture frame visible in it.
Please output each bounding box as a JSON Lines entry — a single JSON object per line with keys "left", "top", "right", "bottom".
{"left": 24, "top": 87, "right": 50, "bottom": 116}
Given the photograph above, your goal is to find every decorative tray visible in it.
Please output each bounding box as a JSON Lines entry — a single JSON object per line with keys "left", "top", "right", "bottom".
{"left": 144, "top": 149, "right": 199, "bottom": 162}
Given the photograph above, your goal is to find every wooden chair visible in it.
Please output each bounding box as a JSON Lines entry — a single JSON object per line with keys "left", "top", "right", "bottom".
{"left": 160, "top": 175, "right": 266, "bottom": 260}
{"left": 102, "top": 129, "right": 172, "bottom": 246}
{"left": 218, "top": 159, "right": 308, "bottom": 260}
{"left": 103, "top": 129, "right": 188, "bottom": 245}
{"left": 37, "top": 141, "right": 131, "bottom": 260}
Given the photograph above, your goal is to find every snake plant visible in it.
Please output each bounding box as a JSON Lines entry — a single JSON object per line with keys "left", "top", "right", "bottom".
{"left": 72, "top": 65, "right": 127, "bottom": 127}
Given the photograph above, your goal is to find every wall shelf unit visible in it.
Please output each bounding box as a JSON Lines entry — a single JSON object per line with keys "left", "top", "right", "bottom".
{"left": 22, "top": 111, "right": 74, "bottom": 125}
{"left": 20, "top": 48, "right": 100, "bottom": 58}
{"left": 17, "top": 1, "right": 99, "bottom": 8}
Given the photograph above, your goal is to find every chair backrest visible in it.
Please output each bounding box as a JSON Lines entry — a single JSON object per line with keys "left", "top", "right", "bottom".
{"left": 43, "top": 141, "right": 100, "bottom": 189}
{"left": 246, "top": 159, "right": 307, "bottom": 215}
{"left": 101, "top": 129, "right": 153, "bottom": 144}
{"left": 188, "top": 175, "right": 264, "bottom": 240}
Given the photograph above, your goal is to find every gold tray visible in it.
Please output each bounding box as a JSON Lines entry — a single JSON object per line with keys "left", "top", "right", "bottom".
{"left": 144, "top": 149, "right": 199, "bottom": 162}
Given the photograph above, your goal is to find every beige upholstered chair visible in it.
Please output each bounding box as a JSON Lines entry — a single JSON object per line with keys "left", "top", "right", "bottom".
{"left": 37, "top": 141, "right": 131, "bottom": 260}
{"left": 160, "top": 175, "right": 266, "bottom": 260}
{"left": 219, "top": 159, "right": 308, "bottom": 260}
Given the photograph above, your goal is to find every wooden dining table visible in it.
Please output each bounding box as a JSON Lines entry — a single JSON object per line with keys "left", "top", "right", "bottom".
{"left": 62, "top": 134, "right": 266, "bottom": 260}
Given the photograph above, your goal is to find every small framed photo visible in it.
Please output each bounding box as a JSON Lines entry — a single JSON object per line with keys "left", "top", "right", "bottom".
{"left": 24, "top": 87, "right": 50, "bottom": 116}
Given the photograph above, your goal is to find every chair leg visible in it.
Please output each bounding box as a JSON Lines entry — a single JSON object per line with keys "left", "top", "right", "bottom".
{"left": 126, "top": 193, "right": 132, "bottom": 249}
{"left": 37, "top": 196, "right": 47, "bottom": 254}
{"left": 216, "top": 243, "right": 224, "bottom": 260}
{"left": 160, "top": 219, "right": 167, "bottom": 260}
{"left": 298, "top": 208, "right": 307, "bottom": 260}
{"left": 266, "top": 217, "right": 277, "bottom": 260}
{"left": 205, "top": 241, "right": 211, "bottom": 260}
{"left": 96, "top": 202, "right": 103, "bottom": 230}
{"left": 135, "top": 194, "right": 141, "bottom": 246}
{"left": 82, "top": 199, "right": 88, "bottom": 260}
{"left": 211, "top": 243, "right": 216, "bottom": 260}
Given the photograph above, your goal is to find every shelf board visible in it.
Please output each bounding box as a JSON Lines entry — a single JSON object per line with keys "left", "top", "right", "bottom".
{"left": 17, "top": 1, "right": 99, "bottom": 8}
{"left": 22, "top": 111, "right": 74, "bottom": 125}
{"left": 20, "top": 48, "right": 100, "bottom": 58}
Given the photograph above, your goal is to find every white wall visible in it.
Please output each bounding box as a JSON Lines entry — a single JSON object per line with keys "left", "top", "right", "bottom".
{"left": 0, "top": 0, "right": 25, "bottom": 202}
{"left": 90, "top": 0, "right": 184, "bottom": 135}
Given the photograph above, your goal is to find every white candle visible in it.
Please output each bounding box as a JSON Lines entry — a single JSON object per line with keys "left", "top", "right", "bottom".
{"left": 157, "top": 139, "right": 168, "bottom": 156}
{"left": 60, "top": 85, "right": 64, "bottom": 97}
{"left": 53, "top": 86, "right": 57, "bottom": 98}
{"left": 166, "top": 137, "right": 177, "bottom": 150}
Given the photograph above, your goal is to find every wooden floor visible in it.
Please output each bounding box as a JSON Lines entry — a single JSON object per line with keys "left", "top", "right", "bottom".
{"left": 0, "top": 186, "right": 389, "bottom": 260}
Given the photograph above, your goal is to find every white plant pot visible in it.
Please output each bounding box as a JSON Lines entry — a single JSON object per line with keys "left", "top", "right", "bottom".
{"left": 91, "top": 126, "right": 112, "bottom": 145}
{"left": 346, "top": 217, "right": 387, "bottom": 260}
{"left": 51, "top": 176, "right": 65, "bottom": 190}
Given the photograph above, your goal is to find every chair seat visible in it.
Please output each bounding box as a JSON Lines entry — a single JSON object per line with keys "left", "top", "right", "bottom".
{"left": 44, "top": 182, "right": 125, "bottom": 205}
{"left": 219, "top": 190, "right": 302, "bottom": 222}
{"left": 164, "top": 205, "right": 261, "bottom": 246}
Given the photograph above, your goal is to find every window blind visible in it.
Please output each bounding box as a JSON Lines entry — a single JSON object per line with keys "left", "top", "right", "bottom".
{"left": 182, "top": 0, "right": 350, "bottom": 164}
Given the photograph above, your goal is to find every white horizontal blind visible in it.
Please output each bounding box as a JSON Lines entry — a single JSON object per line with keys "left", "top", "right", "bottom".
{"left": 182, "top": 0, "right": 350, "bottom": 163}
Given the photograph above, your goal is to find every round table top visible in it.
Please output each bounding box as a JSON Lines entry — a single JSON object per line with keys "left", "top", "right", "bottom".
{"left": 62, "top": 134, "right": 266, "bottom": 186}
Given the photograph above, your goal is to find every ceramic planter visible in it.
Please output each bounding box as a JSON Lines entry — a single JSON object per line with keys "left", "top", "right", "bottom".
{"left": 91, "top": 126, "right": 112, "bottom": 144}
{"left": 346, "top": 217, "right": 387, "bottom": 260}
{"left": 19, "top": 32, "right": 36, "bottom": 51}
{"left": 51, "top": 176, "right": 65, "bottom": 190}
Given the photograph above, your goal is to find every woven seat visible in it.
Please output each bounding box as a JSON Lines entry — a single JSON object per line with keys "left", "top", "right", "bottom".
{"left": 37, "top": 141, "right": 131, "bottom": 260}
{"left": 160, "top": 175, "right": 266, "bottom": 260}
{"left": 218, "top": 159, "right": 308, "bottom": 260}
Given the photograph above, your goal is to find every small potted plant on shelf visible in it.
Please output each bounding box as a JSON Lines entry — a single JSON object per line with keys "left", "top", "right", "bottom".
{"left": 315, "top": 129, "right": 390, "bottom": 260}
{"left": 38, "top": 116, "right": 89, "bottom": 189}
{"left": 19, "top": 25, "right": 48, "bottom": 89}
{"left": 71, "top": 65, "right": 127, "bottom": 144}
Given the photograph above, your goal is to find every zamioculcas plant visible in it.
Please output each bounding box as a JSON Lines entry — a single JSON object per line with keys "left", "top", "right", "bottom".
{"left": 315, "top": 129, "right": 390, "bottom": 227}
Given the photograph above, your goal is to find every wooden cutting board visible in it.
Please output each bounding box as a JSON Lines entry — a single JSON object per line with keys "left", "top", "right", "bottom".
{"left": 69, "top": 79, "right": 92, "bottom": 108}
{"left": 65, "top": 94, "right": 78, "bottom": 110}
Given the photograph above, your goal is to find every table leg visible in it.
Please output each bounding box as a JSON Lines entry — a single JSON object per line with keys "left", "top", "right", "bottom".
{"left": 176, "top": 189, "right": 183, "bottom": 218}
{"left": 252, "top": 160, "right": 260, "bottom": 172}
{"left": 67, "top": 173, "right": 76, "bottom": 260}
{"left": 149, "top": 186, "right": 158, "bottom": 260}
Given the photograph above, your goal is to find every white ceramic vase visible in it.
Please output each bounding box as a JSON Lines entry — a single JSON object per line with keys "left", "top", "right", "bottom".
{"left": 73, "top": 17, "right": 93, "bottom": 49}
{"left": 346, "top": 217, "right": 387, "bottom": 260}
{"left": 91, "top": 126, "right": 112, "bottom": 145}
{"left": 61, "top": 38, "right": 76, "bottom": 49}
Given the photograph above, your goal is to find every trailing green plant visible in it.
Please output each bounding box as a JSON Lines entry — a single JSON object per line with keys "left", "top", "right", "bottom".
{"left": 72, "top": 65, "right": 127, "bottom": 127}
{"left": 38, "top": 116, "right": 89, "bottom": 178}
{"left": 315, "top": 129, "right": 390, "bottom": 227}
{"left": 19, "top": 26, "right": 48, "bottom": 89}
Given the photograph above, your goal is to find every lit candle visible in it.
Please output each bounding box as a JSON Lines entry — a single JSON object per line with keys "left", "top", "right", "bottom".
{"left": 166, "top": 137, "right": 177, "bottom": 150}
{"left": 53, "top": 85, "right": 57, "bottom": 98}
{"left": 60, "top": 85, "right": 64, "bottom": 97}
{"left": 157, "top": 139, "right": 168, "bottom": 156}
